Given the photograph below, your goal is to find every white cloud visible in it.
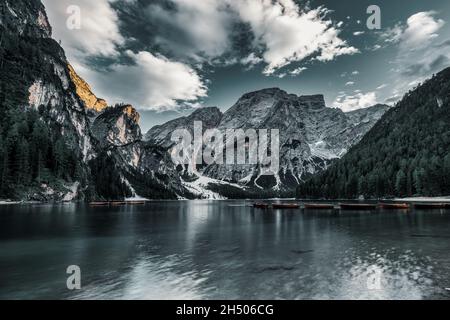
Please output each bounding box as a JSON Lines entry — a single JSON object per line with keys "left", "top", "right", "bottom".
{"left": 228, "top": 0, "right": 358, "bottom": 75}
{"left": 379, "top": 12, "right": 445, "bottom": 49}
{"left": 334, "top": 91, "right": 377, "bottom": 112}
{"left": 147, "top": 0, "right": 234, "bottom": 62}
{"left": 345, "top": 81, "right": 355, "bottom": 86}
{"left": 79, "top": 51, "right": 208, "bottom": 111}
{"left": 290, "top": 67, "right": 307, "bottom": 75}
{"left": 401, "top": 12, "right": 445, "bottom": 49}
{"left": 351, "top": 70, "right": 359, "bottom": 75}
{"left": 375, "top": 11, "right": 447, "bottom": 108}
{"left": 380, "top": 24, "right": 403, "bottom": 44}
{"left": 42, "top": 0, "right": 124, "bottom": 58}
{"left": 43, "top": 0, "right": 360, "bottom": 111}
{"left": 240, "top": 53, "right": 263, "bottom": 67}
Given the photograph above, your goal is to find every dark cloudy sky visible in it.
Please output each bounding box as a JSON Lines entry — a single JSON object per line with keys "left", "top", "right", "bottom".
{"left": 42, "top": 0, "right": 450, "bottom": 132}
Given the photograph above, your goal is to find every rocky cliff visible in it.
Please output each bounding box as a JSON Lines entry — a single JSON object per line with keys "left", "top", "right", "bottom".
{"left": 146, "top": 88, "right": 388, "bottom": 196}
{"left": 67, "top": 64, "right": 108, "bottom": 113}
{"left": 1, "top": 0, "right": 98, "bottom": 200}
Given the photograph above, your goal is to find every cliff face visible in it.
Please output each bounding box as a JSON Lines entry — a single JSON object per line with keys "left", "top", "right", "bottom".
{"left": 0, "top": 0, "right": 101, "bottom": 200}
{"left": 0, "top": 0, "right": 52, "bottom": 38}
{"left": 67, "top": 64, "right": 108, "bottom": 113}
{"left": 92, "top": 104, "right": 142, "bottom": 148}
{"left": 90, "top": 103, "right": 189, "bottom": 200}
{"left": 145, "top": 89, "right": 388, "bottom": 195}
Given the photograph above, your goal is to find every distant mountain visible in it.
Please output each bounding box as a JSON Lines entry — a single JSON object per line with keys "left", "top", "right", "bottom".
{"left": 297, "top": 67, "right": 450, "bottom": 199}
{"left": 146, "top": 88, "right": 388, "bottom": 197}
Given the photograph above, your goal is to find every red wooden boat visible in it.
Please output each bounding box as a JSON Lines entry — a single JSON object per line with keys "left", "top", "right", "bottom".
{"left": 340, "top": 203, "right": 377, "bottom": 210}
{"left": 89, "top": 202, "right": 110, "bottom": 207}
{"left": 125, "top": 201, "right": 146, "bottom": 205}
{"left": 414, "top": 203, "right": 446, "bottom": 209}
{"left": 379, "top": 203, "right": 410, "bottom": 210}
{"left": 253, "top": 203, "right": 270, "bottom": 209}
{"left": 304, "top": 203, "right": 335, "bottom": 210}
{"left": 272, "top": 203, "right": 300, "bottom": 209}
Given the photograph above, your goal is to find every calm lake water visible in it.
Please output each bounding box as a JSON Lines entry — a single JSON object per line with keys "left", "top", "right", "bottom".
{"left": 0, "top": 201, "right": 449, "bottom": 300}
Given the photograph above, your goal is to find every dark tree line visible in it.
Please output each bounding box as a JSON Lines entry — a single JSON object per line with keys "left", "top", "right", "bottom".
{"left": 0, "top": 26, "right": 82, "bottom": 199}
{"left": 298, "top": 67, "right": 450, "bottom": 199}
{"left": 0, "top": 109, "right": 81, "bottom": 198}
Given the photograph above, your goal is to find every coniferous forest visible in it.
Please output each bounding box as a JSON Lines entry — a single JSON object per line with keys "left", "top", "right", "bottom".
{"left": 297, "top": 67, "right": 450, "bottom": 199}
{"left": 0, "top": 26, "right": 86, "bottom": 200}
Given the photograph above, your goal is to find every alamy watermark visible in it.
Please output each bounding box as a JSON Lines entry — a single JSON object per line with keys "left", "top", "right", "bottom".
{"left": 170, "top": 121, "right": 280, "bottom": 174}
{"left": 66, "top": 5, "right": 81, "bottom": 30}
{"left": 66, "top": 265, "right": 81, "bottom": 290}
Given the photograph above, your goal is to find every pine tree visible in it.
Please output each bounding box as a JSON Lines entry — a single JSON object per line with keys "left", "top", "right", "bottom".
{"left": 395, "top": 170, "right": 407, "bottom": 196}
{"left": 54, "top": 138, "right": 68, "bottom": 178}
{"left": 16, "top": 138, "right": 30, "bottom": 184}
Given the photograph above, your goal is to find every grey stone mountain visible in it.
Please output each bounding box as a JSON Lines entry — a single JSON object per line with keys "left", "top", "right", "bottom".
{"left": 145, "top": 88, "right": 388, "bottom": 196}
{"left": 1, "top": 0, "right": 388, "bottom": 200}
{"left": 145, "top": 107, "right": 223, "bottom": 148}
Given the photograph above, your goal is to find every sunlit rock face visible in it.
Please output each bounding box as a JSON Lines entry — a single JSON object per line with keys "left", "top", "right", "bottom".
{"left": 67, "top": 64, "right": 108, "bottom": 113}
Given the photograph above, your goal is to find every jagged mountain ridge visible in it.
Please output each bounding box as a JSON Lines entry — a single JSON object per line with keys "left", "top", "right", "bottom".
{"left": 145, "top": 88, "right": 388, "bottom": 194}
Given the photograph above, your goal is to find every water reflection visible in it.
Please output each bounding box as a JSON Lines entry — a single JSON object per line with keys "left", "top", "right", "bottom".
{"left": 0, "top": 202, "right": 449, "bottom": 299}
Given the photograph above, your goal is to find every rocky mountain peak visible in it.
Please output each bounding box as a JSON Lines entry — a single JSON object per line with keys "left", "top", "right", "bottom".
{"left": 241, "top": 87, "right": 287, "bottom": 99}
{"left": 188, "top": 106, "right": 223, "bottom": 124}
{"left": 299, "top": 94, "right": 326, "bottom": 109}
{"left": 92, "top": 105, "right": 142, "bottom": 148}
{"left": 144, "top": 107, "right": 223, "bottom": 146}
{"left": 1, "top": 0, "right": 52, "bottom": 38}
{"left": 67, "top": 64, "right": 108, "bottom": 113}
{"left": 122, "top": 104, "right": 140, "bottom": 124}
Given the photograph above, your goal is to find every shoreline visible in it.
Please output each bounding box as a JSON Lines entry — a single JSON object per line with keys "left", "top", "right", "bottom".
{"left": 2, "top": 196, "right": 450, "bottom": 205}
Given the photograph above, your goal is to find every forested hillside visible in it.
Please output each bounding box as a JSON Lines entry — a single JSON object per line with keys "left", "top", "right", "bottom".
{"left": 0, "top": 9, "right": 90, "bottom": 200}
{"left": 297, "top": 67, "right": 450, "bottom": 199}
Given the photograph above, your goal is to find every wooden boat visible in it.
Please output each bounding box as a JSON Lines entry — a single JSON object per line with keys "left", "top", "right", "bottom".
{"left": 89, "top": 202, "right": 110, "bottom": 206}
{"left": 125, "top": 201, "right": 146, "bottom": 205}
{"left": 379, "top": 203, "right": 410, "bottom": 210}
{"left": 253, "top": 203, "right": 270, "bottom": 209}
{"left": 304, "top": 203, "right": 335, "bottom": 210}
{"left": 414, "top": 203, "right": 446, "bottom": 209}
{"left": 339, "top": 203, "right": 377, "bottom": 210}
{"left": 110, "top": 201, "right": 127, "bottom": 206}
{"left": 272, "top": 203, "right": 300, "bottom": 209}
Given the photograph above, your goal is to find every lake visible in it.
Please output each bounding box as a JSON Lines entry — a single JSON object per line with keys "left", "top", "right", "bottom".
{"left": 0, "top": 201, "right": 449, "bottom": 300}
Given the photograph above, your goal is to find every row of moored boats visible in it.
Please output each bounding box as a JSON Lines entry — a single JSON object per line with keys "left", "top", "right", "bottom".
{"left": 253, "top": 202, "right": 450, "bottom": 210}
{"left": 89, "top": 201, "right": 146, "bottom": 207}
